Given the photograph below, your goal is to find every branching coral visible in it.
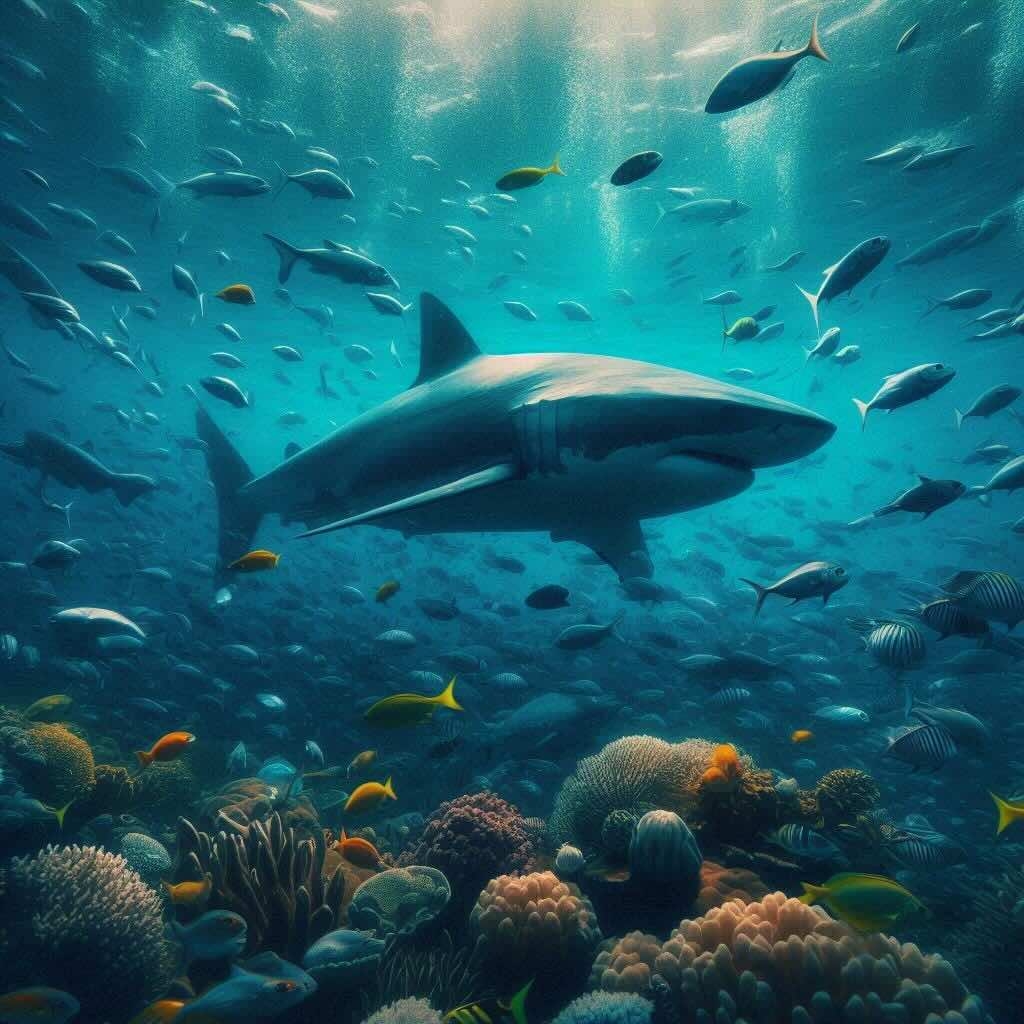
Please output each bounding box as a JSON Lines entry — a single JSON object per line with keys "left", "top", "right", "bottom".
{"left": 0, "top": 844, "right": 175, "bottom": 1023}
{"left": 816, "top": 768, "right": 880, "bottom": 828}
{"left": 24, "top": 723, "right": 96, "bottom": 804}
{"left": 548, "top": 737, "right": 717, "bottom": 857}
{"left": 172, "top": 812, "right": 345, "bottom": 960}
{"left": 470, "top": 870, "right": 601, "bottom": 996}
{"left": 398, "top": 791, "right": 535, "bottom": 907}
{"left": 591, "top": 892, "right": 994, "bottom": 1024}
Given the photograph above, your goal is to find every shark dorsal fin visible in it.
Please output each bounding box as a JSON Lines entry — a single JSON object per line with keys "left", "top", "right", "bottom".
{"left": 413, "top": 293, "right": 482, "bottom": 387}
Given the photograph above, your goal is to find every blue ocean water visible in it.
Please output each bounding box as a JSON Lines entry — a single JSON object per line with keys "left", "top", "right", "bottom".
{"left": 0, "top": 1, "right": 1022, "bottom": 1023}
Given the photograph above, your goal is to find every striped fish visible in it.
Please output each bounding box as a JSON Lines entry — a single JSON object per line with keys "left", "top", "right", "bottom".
{"left": 885, "top": 826, "right": 966, "bottom": 869}
{"left": 768, "top": 823, "right": 842, "bottom": 860}
{"left": 444, "top": 981, "right": 532, "bottom": 1024}
{"left": 912, "top": 598, "right": 989, "bottom": 640}
{"left": 848, "top": 617, "right": 926, "bottom": 670}
{"left": 885, "top": 723, "right": 957, "bottom": 771}
{"left": 943, "top": 570, "right": 1024, "bottom": 628}
{"left": 707, "top": 686, "right": 752, "bottom": 708}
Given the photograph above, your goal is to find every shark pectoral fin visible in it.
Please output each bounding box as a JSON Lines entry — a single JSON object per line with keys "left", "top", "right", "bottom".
{"left": 297, "top": 463, "right": 519, "bottom": 539}
{"left": 552, "top": 517, "right": 651, "bottom": 580}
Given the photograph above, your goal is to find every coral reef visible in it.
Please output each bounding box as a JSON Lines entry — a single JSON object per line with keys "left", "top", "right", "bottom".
{"left": 195, "top": 778, "right": 320, "bottom": 834}
{"left": 552, "top": 991, "right": 653, "bottom": 1024}
{"left": 348, "top": 865, "right": 451, "bottom": 939}
{"left": 120, "top": 832, "right": 172, "bottom": 887}
{"left": 628, "top": 810, "right": 701, "bottom": 895}
{"left": 601, "top": 809, "right": 640, "bottom": 863}
{"left": 172, "top": 812, "right": 345, "bottom": 960}
{"left": 699, "top": 743, "right": 741, "bottom": 793}
{"left": 361, "top": 997, "right": 442, "bottom": 1024}
{"left": 555, "top": 843, "right": 585, "bottom": 879}
{"left": 695, "top": 747, "right": 787, "bottom": 846}
{"left": 694, "top": 860, "right": 769, "bottom": 915}
{"left": 548, "top": 736, "right": 716, "bottom": 857}
{"left": 816, "top": 768, "right": 880, "bottom": 828}
{"left": 72, "top": 764, "right": 137, "bottom": 822}
{"left": 470, "top": 870, "right": 601, "bottom": 1000}
{"left": 591, "top": 891, "right": 995, "bottom": 1024}
{"left": 133, "top": 757, "right": 197, "bottom": 813}
{"left": 397, "top": 791, "right": 535, "bottom": 908}
{"left": 588, "top": 931, "right": 662, "bottom": 995}
{"left": 0, "top": 844, "right": 175, "bottom": 1023}
{"left": 23, "top": 723, "right": 96, "bottom": 805}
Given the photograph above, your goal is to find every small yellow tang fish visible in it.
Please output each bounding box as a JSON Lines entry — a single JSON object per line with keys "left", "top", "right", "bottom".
{"left": 229, "top": 549, "right": 281, "bottom": 572}
{"left": 800, "top": 872, "right": 925, "bottom": 933}
{"left": 496, "top": 156, "right": 564, "bottom": 192}
{"left": 163, "top": 874, "right": 212, "bottom": 907}
{"left": 344, "top": 776, "right": 396, "bottom": 815}
{"left": 364, "top": 677, "right": 462, "bottom": 728}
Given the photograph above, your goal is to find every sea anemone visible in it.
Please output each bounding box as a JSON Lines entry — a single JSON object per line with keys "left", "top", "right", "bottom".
{"left": 0, "top": 844, "right": 175, "bottom": 1022}
{"left": 699, "top": 743, "right": 741, "bottom": 794}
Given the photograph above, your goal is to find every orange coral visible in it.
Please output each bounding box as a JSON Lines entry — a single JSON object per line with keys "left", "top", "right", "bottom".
{"left": 699, "top": 743, "right": 740, "bottom": 794}
{"left": 694, "top": 860, "right": 769, "bottom": 915}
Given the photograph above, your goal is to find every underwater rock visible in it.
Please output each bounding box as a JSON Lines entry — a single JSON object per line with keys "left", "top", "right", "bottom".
{"left": 348, "top": 865, "right": 450, "bottom": 939}
{"left": 0, "top": 844, "right": 175, "bottom": 1023}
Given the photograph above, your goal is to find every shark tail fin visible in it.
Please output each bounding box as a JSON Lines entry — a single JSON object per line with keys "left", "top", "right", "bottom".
{"left": 740, "top": 578, "right": 768, "bottom": 617}
{"left": 852, "top": 398, "right": 870, "bottom": 431}
{"left": 796, "top": 284, "right": 821, "bottom": 336}
{"left": 264, "top": 233, "right": 301, "bottom": 284}
{"left": 805, "top": 14, "right": 828, "bottom": 61}
{"left": 194, "top": 395, "right": 262, "bottom": 581}
{"left": 112, "top": 473, "right": 155, "bottom": 507}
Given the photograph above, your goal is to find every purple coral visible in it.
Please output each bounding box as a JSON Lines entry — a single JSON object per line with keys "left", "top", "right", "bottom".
{"left": 398, "top": 791, "right": 536, "bottom": 904}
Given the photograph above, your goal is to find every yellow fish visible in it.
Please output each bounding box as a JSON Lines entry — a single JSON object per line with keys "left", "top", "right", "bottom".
{"left": 800, "top": 872, "right": 925, "bottom": 933}
{"left": 375, "top": 579, "right": 400, "bottom": 602}
{"left": 229, "top": 549, "right": 281, "bottom": 572}
{"left": 990, "top": 791, "right": 1024, "bottom": 835}
{"left": 344, "top": 776, "right": 396, "bottom": 815}
{"left": 364, "top": 677, "right": 462, "bottom": 728}
{"left": 216, "top": 283, "right": 255, "bottom": 305}
{"left": 723, "top": 315, "right": 759, "bottom": 348}
{"left": 791, "top": 729, "right": 814, "bottom": 744}
{"left": 22, "top": 694, "right": 73, "bottom": 720}
{"left": 496, "top": 155, "right": 564, "bottom": 192}
{"left": 444, "top": 980, "right": 532, "bottom": 1024}
{"left": 163, "top": 874, "right": 212, "bottom": 907}
{"left": 346, "top": 749, "right": 377, "bottom": 776}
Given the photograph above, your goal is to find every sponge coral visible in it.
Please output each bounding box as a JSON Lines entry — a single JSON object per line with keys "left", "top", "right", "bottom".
{"left": 471, "top": 870, "right": 601, "bottom": 994}
{"left": 816, "top": 768, "right": 881, "bottom": 827}
{"left": 398, "top": 791, "right": 536, "bottom": 907}
{"left": 361, "top": 997, "right": 442, "bottom": 1024}
{"left": 590, "top": 891, "right": 994, "bottom": 1024}
{"left": 548, "top": 736, "right": 717, "bottom": 856}
{"left": 0, "top": 844, "right": 175, "bottom": 1022}
{"left": 552, "top": 991, "right": 653, "bottom": 1024}
{"left": 24, "top": 723, "right": 96, "bottom": 804}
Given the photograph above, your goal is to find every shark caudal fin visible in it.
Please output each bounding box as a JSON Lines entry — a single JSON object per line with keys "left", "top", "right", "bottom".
{"left": 804, "top": 14, "right": 829, "bottom": 62}
{"left": 194, "top": 395, "right": 263, "bottom": 579}
{"left": 111, "top": 473, "right": 157, "bottom": 507}
{"left": 263, "top": 233, "right": 301, "bottom": 283}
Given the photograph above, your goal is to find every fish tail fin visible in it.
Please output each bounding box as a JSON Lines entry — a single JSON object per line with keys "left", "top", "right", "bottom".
{"left": 135, "top": 749, "right": 154, "bottom": 769}
{"left": 991, "top": 792, "right": 1024, "bottom": 836}
{"left": 796, "top": 284, "right": 821, "bottom": 335}
{"left": 193, "top": 396, "right": 263, "bottom": 582}
{"left": 954, "top": 408, "right": 965, "bottom": 430}
{"left": 263, "top": 233, "right": 301, "bottom": 284}
{"left": 273, "top": 552, "right": 281, "bottom": 567}
{"left": 273, "top": 161, "right": 289, "bottom": 199}
{"left": 436, "top": 676, "right": 463, "bottom": 712}
{"left": 383, "top": 776, "right": 397, "bottom": 801}
{"left": 52, "top": 799, "right": 73, "bottom": 828}
{"left": 112, "top": 473, "right": 155, "bottom": 506}
{"left": 654, "top": 202, "right": 667, "bottom": 230}
{"left": 548, "top": 155, "right": 565, "bottom": 177}
{"left": 508, "top": 979, "right": 534, "bottom": 1024}
{"left": 852, "top": 398, "right": 870, "bottom": 430}
{"left": 903, "top": 683, "right": 914, "bottom": 721}
{"left": 920, "top": 299, "right": 938, "bottom": 319}
{"left": 740, "top": 578, "right": 768, "bottom": 617}
{"left": 799, "top": 881, "right": 829, "bottom": 905}
{"left": 805, "top": 13, "right": 829, "bottom": 61}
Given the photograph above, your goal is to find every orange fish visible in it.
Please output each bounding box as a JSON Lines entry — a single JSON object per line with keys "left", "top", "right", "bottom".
{"left": 700, "top": 743, "right": 741, "bottom": 793}
{"left": 347, "top": 749, "right": 377, "bottom": 776}
{"left": 375, "top": 580, "right": 400, "bottom": 603}
{"left": 0, "top": 988, "right": 80, "bottom": 1024}
{"left": 216, "top": 283, "right": 255, "bottom": 305}
{"left": 163, "top": 874, "right": 212, "bottom": 907}
{"left": 229, "top": 549, "right": 281, "bottom": 572}
{"left": 128, "top": 1000, "right": 186, "bottom": 1024}
{"left": 791, "top": 729, "right": 815, "bottom": 744}
{"left": 334, "top": 829, "right": 382, "bottom": 869}
{"left": 136, "top": 731, "right": 195, "bottom": 769}
{"left": 344, "top": 776, "right": 396, "bottom": 815}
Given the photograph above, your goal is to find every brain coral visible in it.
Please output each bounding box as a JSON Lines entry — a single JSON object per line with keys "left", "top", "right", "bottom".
{"left": 592, "top": 891, "right": 994, "bottom": 1024}
{"left": 471, "top": 870, "right": 601, "bottom": 992}
{"left": 398, "top": 791, "right": 535, "bottom": 905}
{"left": 348, "top": 865, "right": 450, "bottom": 939}
{"left": 548, "top": 736, "right": 716, "bottom": 855}
{"left": 361, "top": 997, "right": 442, "bottom": 1024}
{"left": 0, "top": 844, "right": 175, "bottom": 1022}
{"left": 119, "top": 832, "right": 172, "bottom": 887}
{"left": 552, "top": 991, "right": 653, "bottom": 1024}
{"left": 25, "top": 723, "right": 96, "bottom": 804}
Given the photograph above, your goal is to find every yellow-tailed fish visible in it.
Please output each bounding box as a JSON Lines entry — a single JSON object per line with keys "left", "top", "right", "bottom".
{"left": 444, "top": 980, "right": 533, "bottom": 1024}
{"left": 364, "top": 677, "right": 462, "bottom": 728}
{"left": 344, "top": 776, "right": 396, "bottom": 815}
{"left": 22, "top": 694, "right": 73, "bottom": 720}
{"left": 799, "top": 872, "right": 924, "bottom": 933}
{"left": 990, "top": 791, "right": 1024, "bottom": 835}
{"left": 496, "top": 156, "right": 564, "bottom": 192}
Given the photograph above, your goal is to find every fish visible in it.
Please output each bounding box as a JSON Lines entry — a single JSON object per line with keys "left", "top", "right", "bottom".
{"left": 768, "top": 824, "right": 841, "bottom": 860}
{"left": 333, "top": 829, "right": 382, "bottom": 868}
{"left": 171, "top": 910, "right": 247, "bottom": 963}
{"left": 496, "top": 156, "right": 564, "bottom": 191}
{"left": 797, "top": 237, "right": 890, "bottom": 335}
{"left": 199, "top": 376, "right": 249, "bottom": 409}
{"left": 705, "top": 16, "right": 828, "bottom": 114}
{"left": 135, "top": 731, "right": 195, "bottom": 769}
{"left": 790, "top": 729, "right": 814, "bottom": 743}
{"left": 365, "top": 677, "right": 462, "bottom": 727}
{"left": 0, "top": 989, "right": 80, "bottom": 1024}
{"left": 164, "top": 875, "right": 212, "bottom": 907}
{"left": 941, "top": 570, "right": 1024, "bottom": 628}
{"left": 192, "top": 295, "right": 832, "bottom": 580}
{"left": 853, "top": 363, "right": 956, "bottom": 429}
{"left": 526, "top": 584, "right": 570, "bottom": 610}
{"left": 610, "top": 151, "right": 662, "bottom": 186}
{"left": 275, "top": 165, "right": 353, "bottom": 200}
{"left": 955, "top": 384, "right": 1021, "bottom": 429}
{"left": 216, "top": 284, "right": 256, "bottom": 305}
{"left": 264, "top": 235, "right": 396, "bottom": 288}
{"left": 555, "top": 613, "right": 624, "bottom": 650}
{"left": 173, "top": 171, "right": 271, "bottom": 198}
{"left": 741, "top": 561, "right": 849, "bottom": 616}
{"left": 762, "top": 251, "right": 805, "bottom": 272}
{"left": 871, "top": 477, "right": 966, "bottom": 519}
{"left": 885, "top": 724, "right": 957, "bottom": 772}
{"left": 443, "top": 981, "right": 532, "bottom": 1024}
{"left": 375, "top": 580, "right": 400, "bottom": 602}
{"left": 22, "top": 694, "right": 73, "bottom": 720}
{"left": 78, "top": 260, "right": 141, "bottom": 292}
{"left": 346, "top": 750, "right": 376, "bottom": 776}
{"left": 175, "top": 957, "right": 315, "bottom": 1022}
{"left": 799, "top": 872, "right": 925, "bottom": 932}
{"left": 921, "top": 288, "right": 992, "bottom": 317}
{"left": 990, "top": 792, "right": 1024, "bottom": 836}
{"left": 344, "top": 777, "right": 397, "bottom": 814}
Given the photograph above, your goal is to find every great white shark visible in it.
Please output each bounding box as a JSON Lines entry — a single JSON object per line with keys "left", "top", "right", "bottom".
{"left": 196, "top": 294, "right": 834, "bottom": 579}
